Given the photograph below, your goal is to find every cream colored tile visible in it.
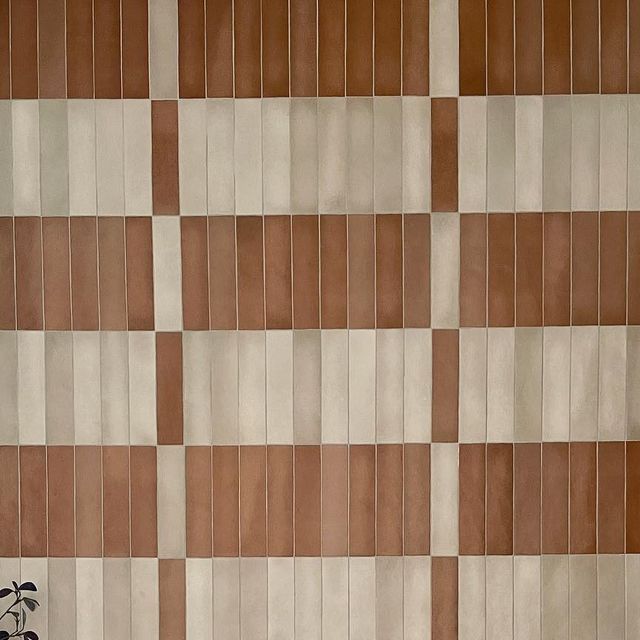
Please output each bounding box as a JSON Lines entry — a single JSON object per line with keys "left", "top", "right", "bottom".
{"left": 20, "top": 559, "right": 47, "bottom": 639}
{"left": 542, "top": 555, "right": 569, "bottom": 640}
{"left": 322, "top": 558, "right": 348, "bottom": 640}
{"left": 0, "top": 332, "right": 18, "bottom": 444}
{"left": 179, "top": 99, "right": 207, "bottom": 215}
{"left": 12, "top": 100, "right": 40, "bottom": 216}
{"left": 213, "top": 559, "right": 240, "bottom": 640}
{"left": 599, "top": 326, "right": 627, "bottom": 440}
{"left": 211, "top": 331, "right": 239, "bottom": 444}
{"left": 597, "top": 555, "right": 625, "bottom": 640}
{"left": 131, "top": 559, "right": 159, "bottom": 640}
{"left": 429, "top": 0, "right": 459, "bottom": 96}
{"left": 571, "top": 96, "right": 599, "bottom": 212}
{"left": 403, "top": 97, "right": 431, "bottom": 213}
{"left": 487, "top": 328, "right": 515, "bottom": 442}
{"left": 290, "top": 98, "right": 318, "bottom": 213}
{"left": 404, "top": 329, "right": 432, "bottom": 443}
{"left": 295, "top": 558, "right": 321, "bottom": 640}
{"left": 73, "top": 332, "right": 101, "bottom": 444}
{"left": 123, "top": 100, "right": 152, "bottom": 215}
{"left": 543, "top": 96, "right": 571, "bottom": 212}
{"left": 430, "top": 213, "right": 460, "bottom": 328}
{"left": 268, "top": 558, "right": 294, "bottom": 640}
{"left": 45, "top": 332, "right": 74, "bottom": 444}
{"left": 628, "top": 326, "right": 640, "bottom": 439}
{"left": 404, "top": 556, "right": 431, "bottom": 640}
{"left": 459, "top": 328, "right": 487, "bottom": 443}
{"left": 128, "top": 332, "right": 156, "bottom": 445}
{"left": 486, "top": 556, "right": 513, "bottom": 640}
{"left": 349, "top": 330, "right": 376, "bottom": 443}
{"left": 627, "top": 555, "right": 640, "bottom": 639}
{"left": 543, "top": 327, "right": 571, "bottom": 441}
{"left": 346, "top": 98, "right": 374, "bottom": 213}
{"left": 459, "top": 556, "right": 486, "bottom": 640}
{"left": 570, "top": 326, "right": 598, "bottom": 441}
{"left": 376, "top": 557, "right": 403, "bottom": 640}
{"left": 76, "top": 559, "right": 103, "bottom": 640}
{"left": 187, "top": 559, "right": 213, "bottom": 640}
{"left": 350, "top": 557, "right": 376, "bottom": 640}
{"left": 459, "top": 97, "right": 486, "bottom": 213}
{"left": 376, "top": 329, "right": 404, "bottom": 443}
{"left": 183, "top": 331, "right": 212, "bottom": 445}
{"left": 600, "top": 95, "right": 628, "bottom": 211}
{"left": 318, "top": 98, "right": 347, "bottom": 213}
{"left": 0, "top": 102, "right": 13, "bottom": 214}
{"left": 293, "top": 330, "right": 321, "bottom": 444}
{"left": 100, "top": 331, "right": 129, "bottom": 444}
{"left": 238, "top": 330, "right": 266, "bottom": 444}
{"left": 374, "top": 96, "right": 402, "bottom": 213}
{"left": 207, "top": 99, "right": 235, "bottom": 214}
{"left": 240, "top": 558, "right": 267, "bottom": 640}
{"left": 157, "top": 446, "right": 186, "bottom": 558}
{"left": 629, "top": 96, "right": 640, "bottom": 210}
{"left": 262, "top": 98, "right": 291, "bottom": 215}
{"left": 39, "top": 100, "right": 69, "bottom": 216}
{"left": 515, "top": 96, "right": 543, "bottom": 212}
{"left": 152, "top": 217, "right": 183, "bottom": 331}
{"left": 104, "top": 558, "right": 131, "bottom": 640}
{"left": 266, "top": 331, "right": 293, "bottom": 444}
{"left": 48, "top": 558, "right": 76, "bottom": 640}
{"left": 515, "top": 327, "right": 542, "bottom": 442}
{"left": 149, "top": 0, "right": 178, "bottom": 98}
{"left": 17, "top": 331, "right": 45, "bottom": 444}
{"left": 235, "top": 99, "right": 263, "bottom": 215}
{"left": 321, "top": 330, "right": 349, "bottom": 444}
{"left": 514, "top": 556, "right": 541, "bottom": 640}
{"left": 430, "top": 443, "right": 458, "bottom": 555}
{"left": 68, "top": 100, "right": 96, "bottom": 215}
{"left": 95, "top": 100, "right": 124, "bottom": 215}
{"left": 487, "top": 97, "right": 515, "bottom": 212}
{"left": 569, "top": 555, "right": 596, "bottom": 640}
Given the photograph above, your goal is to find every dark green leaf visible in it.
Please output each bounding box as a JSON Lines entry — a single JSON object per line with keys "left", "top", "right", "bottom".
{"left": 0, "top": 588, "right": 12, "bottom": 598}
{"left": 23, "top": 598, "right": 37, "bottom": 612}
{"left": 18, "top": 583, "right": 36, "bottom": 592}
{"left": 24, "top": 632, "right": 39, "bottom": 640}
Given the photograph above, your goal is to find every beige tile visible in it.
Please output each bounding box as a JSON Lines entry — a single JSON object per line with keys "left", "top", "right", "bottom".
{"left": 570, "top": 327, "right": 598, "bottom": 441}
{"left": 0, "top": 332, "right": 18, "bottom": 444}
{"left": 515, "top": 96, "right": 543, "bottom": 212}
{"left": 404, "top": 556, "right": 431, "bottom": 640}
{"left": 318, "top": 98, "right": 347, "bottom": 213}
{"left": 543, "top": 97, "right": 571, "bottom": 212}
{"left": 266, "top": 331, "right": 293, "bottom": 444}
{"left": 213, "top": 559, "right": 240, "bottom": 640}
{"left": 95, "top": 100, "right": 124, "bottom": 215}
{"left": 542, "top": 555, "right": 569, "bottom": 640}
{"left": 459, "top": 328, "right": 487, "bottom": 443}
{"left": 149, "top": 0, "right": 178, "bottom": 98}
{"left": 430, "top": 443, "right": 458, "bottom": 555}
{"left": 293, "top": 330, "right": 321, "bottom": 444}
{"left": 68, "top": 100, "right": 97, "bottom": 215}
{"left": 322, "top": 558, "right": 348, "bottom": 640}
{"left": 404, "top": 329, "right": 432, "bottom": 443}
{"left": 600, "top": 95, "right": 628, "bottom": 211}
{"left": 207, "top": 100, "right": 235, "bottom": 214}
{"left": 17, "top": 331, "right": 45, "bottom": 444}
{"left": 131, "top": 559, "right": 159, "bottom": 640}
{"left": 346, "top": 98, "right": 374, "bottom": 213}
{"left": 487, "top": 328, "right": 515, "bottom": 442}
{"left": 514, "top": 556, "right": 541, "bottom": 640}
{"left": 569, "top": 555, "right": 596, "bottom": 640}
{"left": 487, "top": 97, "right": 515, "bottom": 212}
{"left": 268, "top": 558, "right": 294, "bottom": 640}
{"left": 48, "top": 558, "right": 76, "bottom": 640}
{"left": 515, "top": 328, "right": 542, "bottom": 442}
{"left": 599, "top": 326, "right": 627, "bottom": 440}
{"left": 211, "top": 331, "right": 239, "bottom": 444}
{"left": 100, "top": 331, "right": 129, "bottom": 444}
{"left": 178, "top": 99, "right": 207, "bottom": 215}
{"left": 39, "top": 100, "right": 69, "bottom": 216}
{"left": 321, "top": 330, "right": 349, "bottom": 443}
{"left": 402, "top": 97, "right": 431, "bottom": 213}
{"left": 123, "top": 100, "right": 152, "bottom": 215}
{"left": 431, "top": 213, "right": 460, "bottom": 328}
{"left": 290, "top": 98, "right": 318, "bottom": 214}
{"left": 238, "top": 331, "right": 266, "bottom": 444}
{"left": 374, "top": 97, "right": 403, "bottom": 213}
{"left": 458, "top": 97, "right": 486, "bottom": 213}
{"left": 262, "top": 99, "right": 291, "bottom": 215}
{"left": 543, "top": 327, "right": 571, "bottom": 441}
{"left": 429, "top": 0, "right": 459, "bottom": 96}
{"left": 349, "top": 557, "right": 376, "bottom": 640}
{"left": 104, "top": 558, "right": 131, "bottom": 640}
{"left": 45, "top": 332, "right": 74, "bottom": 444}
{"left": 459, "top": 556, "right": 485, "bottom": 640}
{"left": 186, "top": 559, "right": 213, "bottom": 639}
{"left": 348, "top": 330, "right": 376, "bottom": 443}
{"left": 157, "top": 446, "right": 186, "bottom": 558}
{"left": 240, "top": 558, "right": 267, "bottom": 640}
{"left": 597, "top": 555, "right": 625, "bottom": 640}
{"left": 12, "top": 100, "right": 40, "bottom": 216}
{"left": 295, "top": 558, "right": 321, "bottom": 640}
{"left": 571, "top": 96, "right": 599, "bottom": 212}
{"left": 376, "top": 329, "right": 404, "bottom": 443}
{"left": 486, "top": 556, "right": 513, "bottom": 640}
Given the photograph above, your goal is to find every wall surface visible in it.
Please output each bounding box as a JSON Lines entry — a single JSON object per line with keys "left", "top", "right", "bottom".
{"left": 1, "top": 0, "right": 640, "bottom": 638}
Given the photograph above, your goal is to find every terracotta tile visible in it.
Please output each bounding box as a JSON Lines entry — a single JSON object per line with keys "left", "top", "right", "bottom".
{"left": 346, "top": 0, "right": 373, "bottom": 95}
{"left": 159, "top": 559, "right": 186, "bottom": 640}
{"left": 432, "top": 330, "right": 459, "bottom": 443}
{"left": 152, "top": 101, "right": 180, "bottom": 214}
{"left": 14, "top": 217, "right": 43, "bottom": 330}
{"left": 600, "top": 0, "right": 627, "bottom": 93}
{"left": 403, "top": 214, "right": 430, "bottom": 328}
{"left": 514, "top": 443, "right": 540, "bottom": 554}
{"left": 376, "top": 444, "right": 403, "bottom": 555}
{"left": 627, "top": 442, "right": 640, "bottom": 552}
{"left": 569, "top": 442, "right": 596, "bottom": 554}
{"left": 66, "top": 0, "right": 94, "bottom": 97}
{"left": 516, "top": 214, "right": 542, "bottom": 326}
{"left": 291, "top": 0, "right": 317, "bottom": 96}
{"left": 431, "top": 557, "right": 458, "bottom": 640}
{"left": 0, "top": 3, "right": 8, "bottom": 98}
{"left": 376, "top": 214, "right": 403, "bottom": 328}
{"left": 186, "top": 446, "right": 212, "bottom": 557}
{"left": 70, "top": 217, "right": 99, "bottom": 330}
{"left": 126, "top": 217, "right": 155, "bottom": 330}
{"left": 156, "top": 332, "right": 184, "bottom": 445}
{"left": 178, "top": 0, "right": 206, "bottom": 97}
{"left": 94, "top": 0, "right": 121, "bottom": 97}
{"left": 543, "top": 0, "right": 571, "bottom": 93}
{"left": 237, "top": 216, "right": 265, "bottom": 329}
{"left": 374, "top": 0, "right": 401, "bottom": 95}
{"left": 572, "top": 0, "right": 599, "bottom": 92}
{"left": 265, "top": 215, "right": 293, "bottom": 329}
{"left": 267, "top": 445, "right": 294, "bottom": 556}
{"left": 0, "top": 446, "right": 19, "bottom": 556}
{"left": 543, "top": 212, "right": 570, "bottom": 326}
{"left": 318, "top": 0, "right": 345, "bottom": 95}
{"left": 234, "top": 0, "right": 261, "bottom": 97}
{"left": 295, "top": 445, "right": 322, "bottom": 556}
{"left": 262, "top": 0, "right": 289, "bottom": 96}
{"left": 600, "top": 211, "right": 627, "bottom": 325}
{"left": 208, "top": 216, "right": 237, "bottom": 329}
{"left": 98, "top": 217, "right": 127, "bottom": 330}
{"left": 404, "top": 443, "right": 430, "bottom": 555}
{"left": 515, "top": 0, "right": 543, "bottom": 94}
{"left": 10, "top": 0, "right": 38, "bottom": 98}
{"left": 122, "top": 0, "right": 149, "bottom": 97}
{"left": 47, "top": 446, "right": 75, "bottom": 557}
{"left": 572, "top": 212, "right": 599, "bottom": 326}
{"left": 459, "top": 0, "right": 487, "bottom": 95}
{"left": 598, "top": 442, "right": 625, "bottom": 553}
{"left": 42, "top": 218, "right": 71, "bottom": 330}
{"left": 0, "top": 218, "right": 15, "bottom": 329}
{"left": 131, "top": 446, "right": 158, "bottom": 557}
{"left": 38, "top": 0, "right": 66, "bottom": 97}
{"left": 431, "top": 99, "right": 458, "bottom": 212}
{"left": 541, "top": 442, "right": 568, "bottom": 554}
{"left": 206, "top": 0, "right": 233, "bottom": 97}
{"left": 212, "top": 446, "right": 239, "bottom": 556}
{"left": 631, "top": 0, "right": 640, "bottom": 92}
{"left": 486, "top": 444, "right": 513, "bottom": 555}
{"left": 293, "top": 215, "right": 320, "bottom": 329}
{"left": 20, "top": 446, "right": 47, "bottom": 557}
{"left": 459, "top": 444, "right": 485, "bottom": 555}
{"left": 488, "top": 213, "right": 514, "bottom": 327}
{"left": 629, "top": 213, "right": 640, "bottom": 324}
{"left": 322, "top": 444, "right": 349, "bottom": 556}
{"left": 240, "top": 445, "right": 267, "bottom": 556}
{"left": 487, "top": 0, "right": 514, "bottom": 94}
{"left": 75, "top": 446, "right": 102, "bottom": 557}
{"left": 349, "top": 445, "right": 375, "bottom": 555}
{"left": 181, "top": 216, "right": 210, "bottom": 330}
{"left": 348, "top": 215, "right": 375, "bottom": 328}
{"left": 460, "top": 213, "right": 487, "bottom": 327}
{"left": 103, "top": 446, "right": 130, "bottom": 557}
{"left": 402, "top": 0, "right": 429, "bottom": 95}
{"left": 320, "top": 215, "right": 348, "bottom": 329}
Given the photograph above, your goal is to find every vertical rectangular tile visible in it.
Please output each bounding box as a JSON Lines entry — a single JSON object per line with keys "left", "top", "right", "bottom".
{"left": 0, "top": 334, "right": 18, "bottom": 444}
{"left": 234, "top": 0, "right": 261, "bottom": 97}
{"left": 629, "top": 556, "right": 640, "bottom": 638}
{"left": 17, "top": 332, "right": 45, "bottom": 444}
{"left": 542, "top": 556, "right": 569, "bottom": 639}
{"left": 572, "top": 0, "right": 599, "bottom": 92}
{"left": 104, "top": 558, "right": 132, "bottom": 640}
{"left": 322, "top": 558, "right": 348, "bottom": 640}
{"left": 294, "top": 445, "right": 321, "bottom": 555}
{"left": 321, "top": 331, "right": 349, "bottom": 443}
{"left": 130, "top": 446, "right": 158, "bottom": 557}
{"left": 149, "top": 0, "right": 178, "bottom": 98}
{"left": 238, "top": 331, "right": 266, "bottom": 444}
{"left": 66, "top": 0, "right": 94, "bottom": 97}
{"left": 212, "top": 446, "right": 239, "bottom": 556}
{"left": 186, "top": 559, "right": 213, "bottom": 638}
{"left": 487, "top": 0, "right": 514, "bottom": 94}
{"left": 211, "top": 332, "right": 239, "bottom": 444}
{"left": 541, "top": 442, "right": 568, "bottom": 554}
{"left": 318, "top": 0, "right": 344, "bottom": 95}
{"left": 543, "top": 97, "right": 571, "bottom": 211}
{"left": 184, "top": 332, "right": 212, "bottom": 444}
{"left": 123, "top": 100, "right": 152, "bottom": 214}
{"left": 600, "top": 96, "right": 628, "bottom": 211}
{"left": 237, "top": 217, "right": 264, "bottom": 330}
{"left": 402, "top": 97, "right": 430, "bottom": 212}
{"left": 349, "top": 445, "right": 375, "bottom": 555}
{"left": 486, "top": 443, "right": 513, "bottom": 554}
{"left": 39, "top": 100, "right": 69, "bottom": 215}
{"left": 103, "top": 446, "right": 130, "bottom": 557}
{"left": 262, "top": 99, "right": 291, "bottom": 214}
{"left": 431, "top": 557, "right": 458, "bottom": 640}
{"left": 632, "top": 99, "right": 640, "bottom": 210}
{"left": 543, "top": 212, "right": 571, "bottom": 326}
{"left": 42, "top": 218, "right": 71, "bottom": 330}
{"left": 157, "top": 447, "right": 186, "bottom": 558}
{"left": 515, "top": 96, "right": 543, "bottom": 211}
{"left": 295, "top": 558, "right": 321, "bottom": 639}
{"left": 293, "top": 331, "right": 321, "bottom": 444}
{"left": 292, "top": 216, "right": 319, "bottom": 329}
{"left": 486, "top": 556, "right": 513, "bottom": 640}
{"left": 10, "top": 0, "right": 38, "bottom": 98}
{"left": 94, "top": 0, "right": 121, "bottom": 97}
{"left": 206, "top": 0, "right": 233, "bottom": 97}
{"left": 459, "top": 556, "right": 485, "bottom": 640}
{"left": 376, "top": 445, "right": 403, "bottom": 555}
{"left": 515, "top": 0, "right": 542, "bottom": 94}
{"left": 404, "top": 215, "right": 430, "bottom": 328}
{"left": 156, "top": 332, "right": 184, "bottom": 445}
{"left": 239, "top": 445, "right": 267, "bottom": 557}
{"left": 122, "top": 0, "right": 149, "bottom": 97}
{"left": 153, "top": 218, "right": 182, "bottom": 330}
{"left": 320, "top": 216, "right": 347, "bottom": 329}
{"left": 543, "top": 0, "right": 570, "bottom": 93}
{"left": 346, "top": 0, "right": 373, "bottom": 95}
{"left": 572, "top": 96, "right": 600, "bottom": 211}
{"left": 0, "top": 104, "right": 13, "bottom": 215}
{"left": 459, "top": 444, "right": 485, "bottom": 555}
{"left": 76, "top": 559, "right": 103, "bottom": 638}
{"left": 290, "top": 99, "right": 318, "bottom": 213}
{"left": 71, "top": 336, "right": 100, "bottom": 441}
{"left": 240, "top": 558, "right": 267, "bottom": 640}
{"left": 100, "top": 332, "right": 129, "bottom": 444}
{"left": 178, "top": 0, "right": 206, "bottom": 97}
{"left": 348, "top": 215, "right": 375, "bottom": 328}
{"left": 19, "top": 558, "right": 47, "bottom": 637}
{"left": 374, "top": 97, "right": 402, "bottom": 212}
{"left": 267, "top": 445, "right": 293, "bottom": 556}
{"left": 48, "top": 558, "right": 77, "bottom": 640}
{"left": 268, "top": 558, "right": 294, "bottom": 639}
{"left": 597, "top": 556, "right": 625, "bottom": 640}
{"left": 404, "top": 557, "right": 431, "bottom": 638}
{"left": 459, "top": 214, "right": 486, "bottom": 327}
{"left": 208, "top": 216, "right": 237, "bottom": 329}
{"left": 264, "top": 216, "right": 292, "bottom": 329}
{"left": 432, "top": 329, "right": 459, "bottom": 442}
{"left": 152, "top": 101, "right": 180, "bottom": 215}
{"left": 458, "top": 97, "right": 487, "bottom": 212}
{"left": 95, "top": 100, "right": 125, "bottom": 215}
{"left": 19, "top": 446, "right": 47, "bottom": 556}
{"left": 0, "top": 4, "right": 6, "bottom": 97}
{"left": 14, "top": 217, "right": 42, "bottom": 330}
{"left": 186, "top": 446, "right": 213, "bottom": 557}
{"left": 431, "top": 213, "right": 460, "bottom": 328}
{"left": 374, "top": 0, "right": 401, "bottom": 94}
{"left": 261, "top": 0, "right": 288, "bottom": 96}
{"left": 0, "top": 447, "right": 19, "bottom": 555}
{"left": 514, "top": 556, "right": 541, "bottom": 640}
{"left": 291, "top": 0, "right": 317, "bottom": 96}
{"left": 600, "top": 211, "right": 627, "bottom": 325}
{"left": 628, "top": 442, "right": 640, "bottom": 552}
{"left": 487, "top": 328, "right": 515, "bottom": 442}
{"left": 178, "top": 100, "right": 207, "bottom": 214}
{"left": 431, "top": 98, "right": 458, "bottom": 212}
{"left": 98, "top": 218, "right": 127, "bottom": 330}
{"left": 542, "top": 327, "right": 571, "bottom": 441}
{"left": 570, "top": 442, "right": 596, "bottom": 554}
{"left": 181, "top": 218, "right": 210, "bottom": 330}
{"left": 459, "top": 0, "right": 486, "bottom": 95}
{"left": 516, "top": 214, "right": 542, "bottom": 326}
{"left": 349, "top": 556, "right": 376, "bottom": 640}
{"left": 569, "top": 555, "right": 596, "bottom": 640}
{"left": 431, "top": 443, "right": 458, "bottom": 556}
{"left": 514, "top": 327, "right": 543, "bottom": 442}
{"left": 601, "top": 0, "right": 627, "bottom": 92}
{"left": 318, "top": 98, "right": 347, "bottom": 213}
{"left": 67, "top": 100, "right": 97, "bottom": 215}
{"left": 207, "top": 101, "right": 235, "bottom": 213}
{"left": 598, "top": 442, "right": 625, "bottom": 553}
{"left": 514, "top": 443, "right": 541, "bottom": 554}
{"left": 487, "top": 97, "right": 515, "bottom": 211}
{"left": 125, "top": 217, "right": 154, "bottom": 330}
{"left": 266, "top": 332, "right": 293, "bottom": 444}
{"left": 376, "top": 214, "right": 403, "bottom": 327}
{"left": 629, "top": 327, "right": 640, "bottom": 439}
{"left": 376, "top": 557, "right": 403, "bottom": 639}
{"left": 322, "top": 444, "right": 348, "bottom": 555}
{"left": 234, "top": 101, "right": 263, "bottom": 212}
{"left": 45, "top": 332, "right": 74, "bottom": 444}
{"left": 570, "top": 327, "right": 598, "bottom": 441}
{"left": 159, "top": 560, "right": 186, "bottom": 640}
{"left": 488, "top": 213, "right": 514, "bottom": 326}
{"left": 75, "top": 446, "right": 102, "bottom": 556}
{"left": 572, "top": 212, "right": 599, "bottom": 325}
{"left": 11, "top": 100, "right": 40, "bottom": 215}
{"left": 376, "top": 330, "right": 404, "bottom": 442}
{"left": 429, "top": 0, "right": 459, "bottom": 96}
{"left": 213, "top": 559, "right": 240, "bottom": 638}
{"left": 459, "top": 328, "right": 487, "bottom": 443}
{"left": 346, "top": 98, "right": 374, "bottom": 212}
{"left": 630, "top": 214, "right": 640, "bottom": 324}
{"left": 599, "top": 326, "right": 627, "bottom": 441}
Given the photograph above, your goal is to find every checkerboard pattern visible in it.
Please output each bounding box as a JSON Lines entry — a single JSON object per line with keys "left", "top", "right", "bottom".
{"left": 1, "top": 0, "right": 640, "bottom": 638}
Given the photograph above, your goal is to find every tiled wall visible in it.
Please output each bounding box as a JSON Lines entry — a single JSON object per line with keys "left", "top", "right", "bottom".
{"left": 1, "top": 0, "right": 640, "bottom": 638}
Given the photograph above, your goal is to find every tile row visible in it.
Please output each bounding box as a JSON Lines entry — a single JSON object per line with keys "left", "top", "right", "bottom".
{"left": 2, "top": 555, "right": 640, "bottom": 639}
{"left": 1, "top": 442, "right": 640, "bottom": 559}
{"left": 2, "top": 212, "right": 640, "bottom": 332}
{"left": 2, "top": 326, "right": 640, "bottom": 446}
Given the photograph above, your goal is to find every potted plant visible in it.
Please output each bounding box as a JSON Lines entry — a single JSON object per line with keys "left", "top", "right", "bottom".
{"left": 0, "top": 581, "right": 40, "bottom": 640}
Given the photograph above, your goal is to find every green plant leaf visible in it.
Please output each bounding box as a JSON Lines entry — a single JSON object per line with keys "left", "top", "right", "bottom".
{"left": 23, "top": 598, "right": 38, "bottom": 612}
{"left": 0, "top": 588, "right": 12, "bottom": 598}
{"left": 18, "top": 583, "right": 36, "bottom": 592}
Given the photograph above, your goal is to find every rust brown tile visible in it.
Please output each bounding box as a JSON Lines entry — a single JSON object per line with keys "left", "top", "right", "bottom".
{"left": 631, "top": 0, "right": 640, "bottom": 92}
{"left": 75, "top": 446, "right": 102, "bottom": 557}
{"left": 432, "top": 330, "right": 459, "bottom": 443}
{"left": 487, "top": 0, "right": 514, "bottom": 94}
{"left": 212, "top": 446, "right": 239, "bottom": 556}
{"left": 349, "top": 444, "right": 375, "bottom": 556}
{"left": 293, "top": 215, "right": 320, "bottom": 329}
{"left": 459, "top": 443, "right": 485, "bottom": 555}
{"left": 460, "top": 213, "right": 487, "bottom": 327}
{"left": 265, "top": 215, "right": 293, "bottom": 329}
{"left": 431, "top": 557, "right": 458, "bottom": 640}
{"left": 0, "top": 3, "right": 8, "bottom": 98}
{"left": 600, "top": 211, "right": 627, "bottom": 325}
{"left": 598, "top": 442, "right": 625, "bottom": 553}
{"left": 94, "top": 0, "right": 121, "bottom": 98}
{"left": 322, "top": 444, "right": 349, "bottom": 556}
{"left": 152, "top": 101, "right": 180, "bottom": 215}
{"left": 514, "top": 443, "right": 540, "bottom": 555}
{"left": 240, "top": 445, "right": 267, "bottom": 557}
{"left": 403, "top": 214, "right": 430, "bottom": 328}
{"left": 70, "top": 217, "right": 99, "bottom": 330}
{"left": 0, "top": 218, "right": 16, "bottom": 329}
{"left": 374, "top": 0, "right": 401, "bottom": 95}
{"left": 20, "top": 446, "right": 47, "bottom": 557}
{"left": 234, "top": 0, "right": 261, "bottom": 97}
{"left": 98, "top": 217, "right": 127, "bottom": 331}
{"left": 181, "top": 216, "right": 210, "bottom": 330}
{"left": 376, "top": 444, "right": 403, "bottom": 555}
{"left": 318, "top": 0, "right": 345, "bottom": 95}
{"left": 126, "top": 217, "right": 155, "bottom": 330}
{"left": 601, "top": 0, "right": 627, "bottom": 93}
{"left": 376, "top": 214, "right": 403, "bottom": 328}
{"left": 572, "top": 212, "right": 599, "bottom": 326}
{"left": 131, "top": 446, "right": 158, "bottom": 557}
{"left": 15, "top": 217, "right": 43, "bottom": 331}
{"left": 572, "top": 0, "right": 599, "bottom": 93}
{"left": 237, "top": 216, "right": 265, "bottom": 330}
{"left": 346, "top": 0, "right": 373, "bottom": 95}
{"left": 38, "top": 0, "right": 66, "bottom": 97}
{"left": 262, "top": 0, "right": 289, "bottom": 96}
{"left": 0, "top": 447, "right": 19, "bottom": 556}
{"left": 186, "top": 446, "right": 212, "bottom": 558}
{"left": 515, "top": 0, "right": 542, "bottom": 94}
{"left": 404, "top": 443, "right": 430, "bottom": 555}
{"left": 629, "top": 212, "right": 640, "bottom": 324}
{"left": 544, "top": 212, "right": 570, "bottom": 326}
{"left": 47, "top": 446, "right": 75, "bottom": 557}
{"left": 10, "top": 0, "right": 38, "bottom": 98}
{"left": 103, "top": 446, "right": 130, "bottom": 557}
{"left": 66, "top": 0, "right": 94, "bottom": 97}
{"left": 159, "top": 559, "right": 186, "bottom": 640}
{"left": 348, "top": 214, "right": 375, "bottom": 328}
{"left": 569, "top": 442, "right": 596, "bottom": 554}
{"left": 402, "top": 0, "right": 429, "bottom": 95}
{"left": 459, "top": 0, "right": 486, "bottom": 95}
{"left": 156, "top": 332, "right": 184, "bottom": 445}
{"left": 486, "top": 443, "right": 513, "bottom": 555}
{"left": 42, "top": 218, "right": 71, "bottom": 331}
{"left": 431, "top": 98, "right": 458, "bottom": 212}
{"left": 543, "top": 0, "right": 571, "bottom": 93}
{"left": 488, "top": 213, "right": 514, "bottom": 327}
{"left": 267, "top": 445, "right": 294, "bottom": 557}
{"left": 627, "top": 442, "right": 640, "bottom": 552}
{"left": 206, "top": 0, "right": 234, "bottom": 97}
{"left": 178, "top": 0, "right": 206, "bottom": 97}
{"left": 321, "top": 215, "right": 348, "bottom": 329}
{"left": 122, "top": 0, "right": 149, "bottom": 97}
{"left": 516, "top": 214, "right": 542, "bottom": 326}
{"left": 541, "top": 442, "right": 568, "bottom": 554}
{"left": 295, "top": 445, "right": 322, "bottom": 556}
{"left": 208, "top": 216, "right": 237, "bottom": 330}
{"left": 291, "top": 0, "right": 317, "bottom": 96}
